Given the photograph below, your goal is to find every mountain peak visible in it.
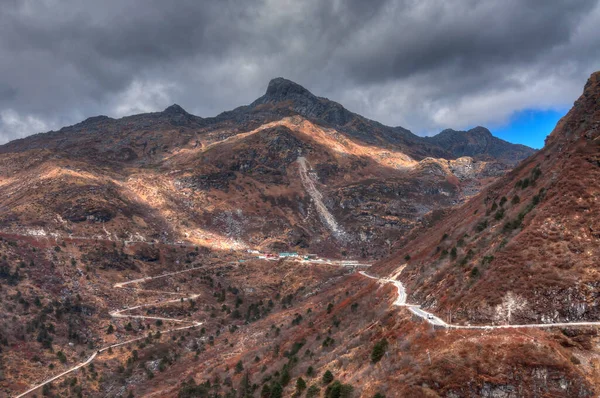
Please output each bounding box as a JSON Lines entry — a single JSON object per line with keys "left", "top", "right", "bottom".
{"left": 262, "top": 77, "right": 316, "bottom": 103}
{"left": 163, "top": 104, "right": 188, "bottom": 115}
{"left": 467, "top": 126, "right": 492, "bottom": 136}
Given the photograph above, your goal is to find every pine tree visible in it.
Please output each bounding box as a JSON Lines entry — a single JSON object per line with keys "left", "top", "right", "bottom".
{"left": 322, "top": 370, "right": 334, "bottom": 384}
{"left": 260, "top": 384, "right": 271, "bottom": 398}
{"left": 270, "top": 382, "right": 283, "bottom": 398}
{"left": 238, "top": 372, "right": 251, "bottom": 398}
{"left": 296, "top": 377, "right": 307, "bottom": 393}
{"left": 371, "top": 339, "right": 388, "bottom": 363}
{"left": 306, "top": 385, "right": 320, "bottom": 398}
{"left": 235, "top": 360, "right": 244, "bottom": 374}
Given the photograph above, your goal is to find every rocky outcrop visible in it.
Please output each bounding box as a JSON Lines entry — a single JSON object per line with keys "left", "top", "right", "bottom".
{"left": 251, "top": 77, "right": 356, "bottom": 127}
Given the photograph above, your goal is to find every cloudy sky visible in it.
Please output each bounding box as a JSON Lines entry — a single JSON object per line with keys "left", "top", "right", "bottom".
{"left": 1, "top": 0, "right": 599, "bottom": 148}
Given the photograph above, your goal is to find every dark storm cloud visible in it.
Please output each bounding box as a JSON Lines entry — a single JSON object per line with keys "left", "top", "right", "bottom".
{"left": 0, "top": 0, "right": 599, "bottom": 143}
{"left": 338, "top": 0, "right": 595, "bottom": 83}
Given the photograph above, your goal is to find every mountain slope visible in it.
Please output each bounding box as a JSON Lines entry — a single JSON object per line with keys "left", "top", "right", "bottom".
{"left": 0, "top": 77, "right": 592, "bottom": 398}
{"left": 376, "top": 71, "right": 600, "bottom": 324}
{"left": 0, "top": 78, "right": 534, "bottom": 258}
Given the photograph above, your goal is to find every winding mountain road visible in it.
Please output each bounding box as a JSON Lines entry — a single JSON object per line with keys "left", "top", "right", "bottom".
{"left": 360, "top": 271, "right": 600, "bottom": 330}
{"left": 15, "top": 269, "right": 204, "bottom": 398}
{"left": 22, "top": 260, "right": 600, "bottom": 396}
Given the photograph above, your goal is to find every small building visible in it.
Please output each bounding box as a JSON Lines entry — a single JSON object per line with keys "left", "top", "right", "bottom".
{"left": 278, "top": 252, "right": 298, "bottom": 258}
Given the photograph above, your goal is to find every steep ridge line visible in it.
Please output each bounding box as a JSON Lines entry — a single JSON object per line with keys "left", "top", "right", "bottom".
{"left": 297, "top": 156, "right": 346, "bottom": 240}
{"left": 359, "top": 271, "right": 600, "bottom": 330}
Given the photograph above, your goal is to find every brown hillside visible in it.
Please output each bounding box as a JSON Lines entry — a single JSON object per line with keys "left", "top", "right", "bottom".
{"left": 376, "top": 71, "right": 600, "bottom": 325}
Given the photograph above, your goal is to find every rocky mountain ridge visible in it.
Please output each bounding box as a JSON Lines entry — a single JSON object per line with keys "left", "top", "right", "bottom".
{"left": 0, "top": 78, "right": 535, "bottom": 258}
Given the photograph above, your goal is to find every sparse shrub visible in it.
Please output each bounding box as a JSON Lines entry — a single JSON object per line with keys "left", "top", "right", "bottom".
{"left": 512, "top": 195, "right": 520, "bottom": 205}
{"left": 374, "top": 394, "right": 386, "bottom": 398}
{"left": 499, "top": 196, "right": 507, "bottom": 206}
{"left": 404, "top": 254, "right": 411, "bottom": 261}
{"left": 470, "top": 267, "right": 480, "bottom": 279}
{"left": 531, "top": 165, "right": 542, "bottom": 181}
{"left": 450, "top": 247, "right": 457, "bottom": 259}
{"left": 322, "top": 336, "right": 335, "bottom": 348}
{"left": 503, "top": 218, "right": 521, "bottom": 232}
{"left": 481, "top": 256, "right": 494, "bottom": 266}
{"left": 475, "top": 219, "right": 488, "bottom": 232}
{"left": 327, "top": 303, "right": 334, "bottom": 314}
{"left": 285, "top": 340, "right": 306, "bottom": 358}
{"left": 57, "top": 351, "right": 67, "bottom": 363}
{"left": 532, "top": 188, "right": 546, "bottom": 206}
{"left": 292, "top": 313, "right": 303, "bottom": 326}
{"left": 571, "top": 356, "right": 581, "bottom": 365}
{"left": 494, "top": 208, "right": 505, "bottom": 220}
{"left": 106, "top": 324, "right": 114, "bottom": 334}
{"left": 178, "top": 379, "right": 209, "bottom": 397}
